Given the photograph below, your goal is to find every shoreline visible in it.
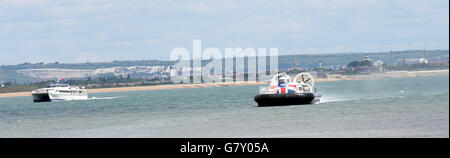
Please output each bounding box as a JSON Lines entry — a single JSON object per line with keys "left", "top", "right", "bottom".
{"left": 0, "top": 69, "right": 448, "bottom": 98}
{"left": 0, "top": 82, "right": 267, "bottom": 98}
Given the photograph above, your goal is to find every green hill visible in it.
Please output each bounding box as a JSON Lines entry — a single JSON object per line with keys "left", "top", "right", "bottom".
{"left": 0, "top": 49, "right": 448, "bottom": 84}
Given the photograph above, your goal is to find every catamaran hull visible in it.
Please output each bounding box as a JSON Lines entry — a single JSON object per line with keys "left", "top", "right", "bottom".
{"left": 32, "top": 93, "right": 88, "bottom": 102}
{"left": 254, "top": 93, "right": 321, "bottom": 107}
{"left": 32, "top": 93, "right": 51, "bottom": 102}
{"left": 48, "top": 93, "right": 88, "bottom": 101}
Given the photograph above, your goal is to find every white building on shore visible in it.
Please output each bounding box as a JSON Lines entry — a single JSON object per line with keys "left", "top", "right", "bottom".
{"left": 373, "top": 60, "right": 384, "bottom": 67}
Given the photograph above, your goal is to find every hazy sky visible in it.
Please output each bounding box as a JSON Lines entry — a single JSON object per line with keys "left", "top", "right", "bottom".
{"left": 0, "top": 0, "right": 448, "bottom": 65}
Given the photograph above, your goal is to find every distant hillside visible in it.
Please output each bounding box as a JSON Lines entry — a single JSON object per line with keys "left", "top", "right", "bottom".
{"left": 0, "top": 60, "right": 176, "bottom": 71}
{"left": 278, "top": 49, "right": 449, "bottom": 69}
{"left": 0, "top": 49, "right": 448, "bottom": 83}
{"left": 0, "top": 60, "right": 176, "bottom": 83}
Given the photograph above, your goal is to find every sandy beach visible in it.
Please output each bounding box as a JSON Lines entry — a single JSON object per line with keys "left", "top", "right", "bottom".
{"left": 1, "top": 69, "right": 448, "bottom": 98}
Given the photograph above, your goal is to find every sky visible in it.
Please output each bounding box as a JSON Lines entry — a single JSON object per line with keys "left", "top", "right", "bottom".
{"left": 0, "top": 0, "right": 448, "bottom": 65}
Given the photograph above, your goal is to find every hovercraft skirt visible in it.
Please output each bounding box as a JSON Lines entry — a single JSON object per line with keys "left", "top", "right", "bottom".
{"left": 254, "top": 93, "right": 318, "bottom": 106}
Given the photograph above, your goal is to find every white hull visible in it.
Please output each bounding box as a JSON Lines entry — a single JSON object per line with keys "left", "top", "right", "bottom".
{"left": 32, "top": 92, "right": 88, "bottom": 102}
{"left": 48, "top": 92, "right": 88, "bottom": 101}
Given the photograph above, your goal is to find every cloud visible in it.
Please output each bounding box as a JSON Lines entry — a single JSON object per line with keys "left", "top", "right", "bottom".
{"left": 42, "top": 3, "right": 114, "bottom": 18}
{"left": 0, "top": 0, "right": 50, "bottom": 7}
{"left": 187, "top": 2, "right": 216, "bottom": 14}
{"left": 0, "top": 0, "right": 448, "bottom": 64}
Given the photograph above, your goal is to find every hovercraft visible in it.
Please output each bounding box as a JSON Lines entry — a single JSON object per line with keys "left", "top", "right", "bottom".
{"left": 254, "top": 72, "right": 321, "bottom": 106}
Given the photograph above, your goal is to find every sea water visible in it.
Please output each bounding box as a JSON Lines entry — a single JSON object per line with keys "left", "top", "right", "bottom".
{"left": 0, "top": 75, "right": 448, "bottom": 137}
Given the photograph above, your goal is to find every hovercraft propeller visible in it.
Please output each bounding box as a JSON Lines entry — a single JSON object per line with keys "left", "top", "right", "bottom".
{"left": 293, "top": 73, "right": 315, "bottom": 92}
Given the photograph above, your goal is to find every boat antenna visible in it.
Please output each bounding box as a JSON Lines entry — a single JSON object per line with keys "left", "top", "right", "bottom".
{"left": 423, "top": 48, "right": 426, "bottom": 59}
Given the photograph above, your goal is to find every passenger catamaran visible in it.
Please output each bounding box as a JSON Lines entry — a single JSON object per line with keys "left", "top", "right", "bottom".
{"left": 31, "top": 83, "right": 88, "bottom": 102}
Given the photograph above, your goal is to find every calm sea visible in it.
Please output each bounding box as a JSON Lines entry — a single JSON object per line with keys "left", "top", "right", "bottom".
{"left": 0, "top": 75, "right": 448, "bottom": 137}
